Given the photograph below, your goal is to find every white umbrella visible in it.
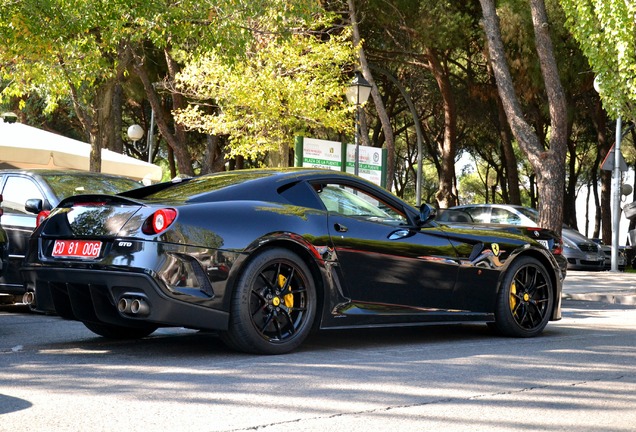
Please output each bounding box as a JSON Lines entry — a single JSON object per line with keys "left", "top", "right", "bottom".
{"left": 0, "top": 121, "right": 163, "bottom": 182}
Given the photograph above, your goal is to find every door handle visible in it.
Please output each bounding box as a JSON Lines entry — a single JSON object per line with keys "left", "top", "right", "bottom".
{"left": 334, "top": 223, "right": 348, "bottom": 233}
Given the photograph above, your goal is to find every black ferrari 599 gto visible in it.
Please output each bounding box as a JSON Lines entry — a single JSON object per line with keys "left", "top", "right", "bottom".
{"left": 21, "top": 168, "right": 563, "bottom": 354}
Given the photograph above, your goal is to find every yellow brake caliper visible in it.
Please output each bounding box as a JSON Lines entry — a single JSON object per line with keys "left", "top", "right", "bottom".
{"left": 509, "top": 280, "right": 517, "bottom": 311}
{"left": 279, "top": 274, "right": 294, "bottom": 308}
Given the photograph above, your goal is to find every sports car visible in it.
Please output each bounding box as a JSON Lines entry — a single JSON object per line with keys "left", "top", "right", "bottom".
{"left": 21, "top": 168, "right": 563, "bottom": 354}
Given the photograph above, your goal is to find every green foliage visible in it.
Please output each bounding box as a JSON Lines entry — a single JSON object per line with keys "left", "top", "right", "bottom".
{"left": 560, "top": 0, "right": 636, "bottom": 120}
{"left": 0, "top": 0, "right": 329, "bottom": 114}
{"left": 174, "top": 29, "right": 355, "bottom": 160}
{"left": 2, "top": 0, "right": 141, "bottom": 111}
{"left": 0, "top": 0, "right": 352, "bottom": 168}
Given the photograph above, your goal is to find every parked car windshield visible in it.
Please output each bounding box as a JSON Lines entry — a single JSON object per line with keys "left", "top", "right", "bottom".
{"left": 518, "top": 207, "right": 539, "bottom": 222}
{"left": 45, "top": 174, "right": 142, "bottom": 200}
{"left": 562, "top": 227, "right": 593, "bottom": 243}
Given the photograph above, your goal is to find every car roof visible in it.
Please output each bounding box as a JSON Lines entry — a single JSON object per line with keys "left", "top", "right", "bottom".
{"left": 451, "top": 203, "right": 529, "bottom": 210}
{"left": 126, "top": 168, "right": 375, "bottom": 196}
{"left": 0, "top": 169, "right": 142, "bottom": 205}
{"left": 120, "top": 167, "right": 405, "bottom": 210}
{"left": 0, "top": 168, "right": 133, "bottom": 179}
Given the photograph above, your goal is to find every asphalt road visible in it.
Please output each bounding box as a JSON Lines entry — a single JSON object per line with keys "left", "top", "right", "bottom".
{"left": 0, "top": 274, "right": 635, "bottom": 432}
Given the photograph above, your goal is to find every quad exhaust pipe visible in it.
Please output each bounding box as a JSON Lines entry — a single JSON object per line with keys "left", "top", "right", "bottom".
{"left": 131, "top": 298, "right": 149, "bottom": 315}
{"left": 23, "top": 291, "right": 35, "bottom": 306}
{"left": 117, "top": 297, "right": 132, "bottom": 313}
{"left": 117, "top": 295, "right": 150, "bottom": 317}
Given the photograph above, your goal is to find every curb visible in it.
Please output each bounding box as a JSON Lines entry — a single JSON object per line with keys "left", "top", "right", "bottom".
{"left": 562, "top": 292, "right": 636, "bottom": 305}
{"left": 561, "top": 270, "right": 636, "bottom": 305}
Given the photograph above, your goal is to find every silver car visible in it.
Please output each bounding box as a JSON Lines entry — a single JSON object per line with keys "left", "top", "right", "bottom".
{"left": 441, "top": 204, "right": 605, "bottom": 271}
{"left": 560, "top": 226, "right": 605, "bottom": 271}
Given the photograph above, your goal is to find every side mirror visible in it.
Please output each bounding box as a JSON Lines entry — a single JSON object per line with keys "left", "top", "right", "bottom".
{"left": 418, "top": 203, "right": 437, "bottom": 225}
{"left": 24, "top": 199, "right": 43, "bottom": 214}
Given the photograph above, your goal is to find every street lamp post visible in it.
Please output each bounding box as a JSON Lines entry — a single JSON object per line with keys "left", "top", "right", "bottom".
{"left": 345, "top": 71, "right": 372, "bottom": 176}
{"left": 594, "top": 76, "right": 624, "bottom": 272}
{"left": 612, "top": 117, "right": 622, "bottom": 272}
{"left": 127, "top": 124, "right": 144, "bottom": 150}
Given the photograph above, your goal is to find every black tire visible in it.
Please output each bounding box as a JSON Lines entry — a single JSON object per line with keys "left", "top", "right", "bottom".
{"left": 221, "top": 248, "right": 317, "bottom": 355}
{"left": 493, "top": 256, "right": 553, "bottom": 337}
{"left": 82, "top": 321, "right": 157, "bottom": 339}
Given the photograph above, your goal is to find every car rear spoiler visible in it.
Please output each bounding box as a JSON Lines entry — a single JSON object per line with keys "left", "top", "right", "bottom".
{"left": 56, "top": 193, "right": 147, "bottom": 208}
{"left": 119, "top": 177, "right": 193, "bottom": 199}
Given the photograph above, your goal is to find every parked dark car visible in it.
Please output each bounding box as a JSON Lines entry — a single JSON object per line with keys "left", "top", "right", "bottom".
{"left": 0, "top": 224, "right": 8, "bottom": 300}
{"left": 22, "top": 169, "right": 563, "bottom": 354}
{"left": 0, "top": 169, "right": 142, "bottom": 302}
{"left": 591, "top": 238, "right": 627, "bottom": 270}
{"left": 439, "top": 204, "right": 604, "bottom": 271}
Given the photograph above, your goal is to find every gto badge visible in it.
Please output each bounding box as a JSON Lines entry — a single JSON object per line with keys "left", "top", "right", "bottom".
{"left": 118, "top": 241, "right": 133, "bottom": 248}
{"left": 492, "top": 243, "right": 500, "bottom": 257}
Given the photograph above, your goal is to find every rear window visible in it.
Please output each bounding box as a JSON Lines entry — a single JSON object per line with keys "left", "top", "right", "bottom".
{"left": 45, "top": 174, "right": 142, "bottom": 200}
{"left": 144, "top": 172, "right": 275, "bottom": 201}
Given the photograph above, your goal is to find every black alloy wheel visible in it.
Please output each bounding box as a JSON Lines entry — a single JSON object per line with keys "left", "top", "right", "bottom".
{"left": 494, "top": 256, "right": 553, "bottom": 337}
{"left": 222, "top": 248, "right": 316, "bottom": 354}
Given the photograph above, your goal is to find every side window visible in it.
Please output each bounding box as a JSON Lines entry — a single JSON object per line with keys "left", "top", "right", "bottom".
{"left": 491, "top": 208, "right": 521, "bottom": 225}
{"left": 1, "top": 176, "right": 44, "bottom": 214}
{"left": 314, "top": 183, "right": 407, "bottom": 225}
{"left": 464, "top": 207, "right": 490, "bottom": 223}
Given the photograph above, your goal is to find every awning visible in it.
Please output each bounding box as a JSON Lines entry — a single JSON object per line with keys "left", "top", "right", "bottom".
{"left": 0, "top": 122, "right": 163, "bottom": 182}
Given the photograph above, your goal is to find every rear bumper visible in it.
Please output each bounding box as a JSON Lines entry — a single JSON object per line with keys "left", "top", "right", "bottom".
{"left": 21, "top": 266, "right": 229, "bottom": 331}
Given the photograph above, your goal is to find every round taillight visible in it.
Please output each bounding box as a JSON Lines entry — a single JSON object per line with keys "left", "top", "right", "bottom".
{"left": 36, "top": 210, "right": 51, "bottom": 227}
{"left": 143, "top": 208, "right": 177, "bottom": 234}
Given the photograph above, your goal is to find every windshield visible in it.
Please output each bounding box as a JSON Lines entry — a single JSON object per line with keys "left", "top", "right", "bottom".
{"left": 518, "top": 207, "right": 539, "bottom": 222}
{"left": 563, "top": 228, "right": 592, "bottom": 242}
{"left": 45, "top": 174, "right": 142, "bottom": 200}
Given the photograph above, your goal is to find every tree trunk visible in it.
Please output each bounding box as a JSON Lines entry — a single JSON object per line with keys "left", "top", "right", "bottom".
{"left": 202, "top": 134, "right": 226, "bottom": 174}
{"left": 164, "top": 50, "right": 194, "bottom": 176}
{"left": 167, "top": 145, "right": 176, "bottom": 178}
{"left": 591, "top": 87, "right": 610, "bottom": 241}
{"left": 563, "top": 137, "right": 578, "bottom": 228}
{"left": 90, "top": 80, "right": 117, "bottom": 173}
{"left": 347, "top": 0, "right": 395, "bottom": 191}
{"left": 130, "top": 46, "right": 195, "bottom": 177}
{"left": 529, "top": 174, "right": 537, "bottom": 208}
{"left": 496, "top": 95, "right": 521, "bottom": 205}
{"left": 479, "top": 0, "right": 567, "bottom": 235}
{"left": 112, "top": 83, "right": 123, "bottom": 154}
{"left": 600, "top": 171, "right": 612, "bottom": 243}
{"left": 427, "top": 48, "right": 458, "bottom": 209}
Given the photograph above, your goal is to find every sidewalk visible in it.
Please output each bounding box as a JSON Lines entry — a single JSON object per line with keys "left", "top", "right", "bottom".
{"left": 562, "top": 270, "right": 636, "bottom": 305}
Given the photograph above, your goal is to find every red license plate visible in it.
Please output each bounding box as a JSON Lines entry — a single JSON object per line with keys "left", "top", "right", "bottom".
{"left": 52, "top": 240, "right": 102, "bottom": 259}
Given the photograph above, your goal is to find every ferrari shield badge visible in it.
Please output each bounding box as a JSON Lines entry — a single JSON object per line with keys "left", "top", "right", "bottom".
{"left": 492, "top": 243, "right": 500, "bottom": 257}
